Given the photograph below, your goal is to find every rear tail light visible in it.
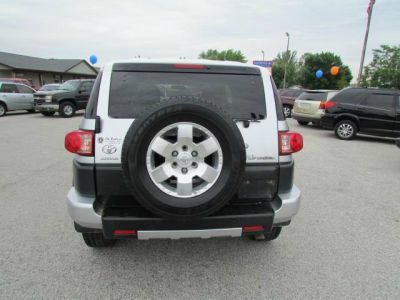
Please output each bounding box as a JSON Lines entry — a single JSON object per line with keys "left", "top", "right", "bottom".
{"left": 242, "top": 225, "right": 264, "bottom": 233}
{"left": 64, "top": 130, "right": 94, "bottom": 156}
{"left": 174, "top": 64, "right": 205, "bottom": 69}
{"left": 279, "top": 131, "right": 303, "bottom": 155}
{"left": 324, "top": 101, "right": 337, "bottom": 109}
{"left": 319, "top": 101, "right": 337, "bottom": 110}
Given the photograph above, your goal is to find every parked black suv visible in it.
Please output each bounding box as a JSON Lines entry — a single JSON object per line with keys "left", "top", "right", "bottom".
{"left": 34, "top": 79, "right": 94, "bottom": 117}
{"left": 320, "top": 88, "right": 400, "bottom": 140}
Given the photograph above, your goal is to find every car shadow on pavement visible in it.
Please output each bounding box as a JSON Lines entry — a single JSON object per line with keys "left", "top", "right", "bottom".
{"left": 32, "top": 112, "right": 85, "bottom": 119}
{"left": 87, "top": 237, "right": 279, "bottom": 274}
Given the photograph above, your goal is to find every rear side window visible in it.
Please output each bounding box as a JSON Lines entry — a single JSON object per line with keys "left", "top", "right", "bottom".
{"left": 331, "top": 89, "right": 367, "bottom": 105}
{"left": 0, "top": 83, "right": 18, "bottom": 93}
{"left": 85, "top": 72, "right": 102, "bottom": 119}
{"left": 362, "top": 94, "right": 394, "bottom": 110}
{"left": 17, "top": 85, "right": 34, "bottom": 94}
{"left": 297, "top": 92, "right": 327, "bottom": 101}
{"left": 109, "top": 72, "right": 266, "bottom": 119}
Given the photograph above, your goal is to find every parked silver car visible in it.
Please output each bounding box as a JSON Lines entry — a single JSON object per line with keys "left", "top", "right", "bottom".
{"left": 0, "top": 82, "right": 36, "bottom": 116}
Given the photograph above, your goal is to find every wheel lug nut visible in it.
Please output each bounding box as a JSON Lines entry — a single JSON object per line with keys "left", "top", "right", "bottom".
{"left": 172, "top": 162, "right": 178, "bottom": 168}
{"left": 181, "top": 168, "right": 188, "bottom": 174}
{"left": 182, "top": 145, "right": 188, "bottom": 151}
{"left": 192, "top": 162, "right": 198, "bottom": 168}
{"left": 172, "top": 151, "right": 178, "bottom": 157}
{"left": 191, "top": 151, "right": 198, "bottom": 157}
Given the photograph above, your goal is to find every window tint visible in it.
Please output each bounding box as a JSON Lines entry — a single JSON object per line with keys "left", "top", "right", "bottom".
{"left": 362, "top": 94, "right": 394, "bottom": 110}
{"left": 271, "top": 78, "right": 284, "bottom": 120}
{"left": 17, "top": 85, "right": 34, "bottom": 94}
{"left": 85, "top": 72, "right": 102, "bottom": 119}
{"left": 332, "top": 89, "right": 367, "bottom": 105}
{"left": 297, "top": 92, "right": 327, "bottom": 101}
{"left": 291, "top": 90, "right": 304, "bottom": 98}
{"left": 80, "top": 81, "right": 93, "bottom": 92}
{"left": 0, "top": 83, "right": 18, "bottom": 93}
{"left": 109, "top": 72, "right": 266, "bottom": 119}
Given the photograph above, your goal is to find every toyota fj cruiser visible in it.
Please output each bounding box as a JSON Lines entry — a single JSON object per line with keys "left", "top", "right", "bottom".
{"left": 65, "top": 59, "right": 303, "bottom": 247}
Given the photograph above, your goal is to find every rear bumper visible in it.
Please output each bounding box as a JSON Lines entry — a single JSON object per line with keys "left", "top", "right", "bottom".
{"left": 66, "top": 184, "right": 301, "bottom": 238}
{"left": 292, "top": 111, "right": 324, "bottom": 122}
{"left": 320, "top": 115, "right": 335, "bottom": 129}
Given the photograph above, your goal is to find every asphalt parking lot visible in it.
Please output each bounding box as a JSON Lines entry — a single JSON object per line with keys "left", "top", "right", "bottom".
{"left": 1, "top": 112, "right": 399, "bottom": 299}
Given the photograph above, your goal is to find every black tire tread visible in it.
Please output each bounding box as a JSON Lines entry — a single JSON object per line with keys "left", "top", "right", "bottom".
{"left": 252, "top": 227, "right": 282, "bottom": 241}
{"left": 82, "top": 232, "right": 116, "bottom": 247}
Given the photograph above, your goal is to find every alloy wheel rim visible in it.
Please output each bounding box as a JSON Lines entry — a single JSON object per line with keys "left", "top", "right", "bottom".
{"left": 146, "top": 122, "right": 223, "bottom": 198}
{"left": 0, "top": 106, "right": 4, "bottom": 116}
{"left": 338, "top": 123, "right": 354, "bottom": 138}
{"left": 64, "top": 105, "right": 73, "bottom": 115}
{"left": 283, "top": 106, "right": 291, "bottom": 117}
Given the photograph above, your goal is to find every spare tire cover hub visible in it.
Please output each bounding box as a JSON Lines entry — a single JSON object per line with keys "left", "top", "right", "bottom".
{"left": 146, "top": 122, "right": 223, "bottom": 198}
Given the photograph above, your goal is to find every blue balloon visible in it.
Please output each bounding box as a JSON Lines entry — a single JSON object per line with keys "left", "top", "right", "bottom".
{"left": 315, "top": 70, "right": 323, "bottom": 78}
{"left": 89, "top": 55, "right": 97, "bottom": 65}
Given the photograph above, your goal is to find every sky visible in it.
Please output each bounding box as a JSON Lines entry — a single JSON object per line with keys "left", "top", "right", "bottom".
{"left": 0, "top": 0, "right": 399, "bottom": 80}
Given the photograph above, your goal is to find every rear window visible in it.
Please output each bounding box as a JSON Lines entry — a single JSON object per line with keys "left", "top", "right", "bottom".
{"left": 297, "top": 91, "right": 327, "bottom": 101}
{"left": 109, "top": 72, "right": 266, "bottom": 119}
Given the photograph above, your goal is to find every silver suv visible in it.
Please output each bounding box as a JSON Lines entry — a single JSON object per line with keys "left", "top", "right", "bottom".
{"left": 64, "top": 59, "right": 303, "bottom": 247}
{"left": 0, "top": 82, "right": 36, "bottom": 116}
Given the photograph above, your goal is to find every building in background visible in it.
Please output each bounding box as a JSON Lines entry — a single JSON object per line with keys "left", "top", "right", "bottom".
{"left": 0, "top": 51, "right": 98, "bottom": 87}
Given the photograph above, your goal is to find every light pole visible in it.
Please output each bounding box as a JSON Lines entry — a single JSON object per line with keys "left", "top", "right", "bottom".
{"left": 261, "top": 50, "right": 265, "bottom": 61}
{"left": 357, "top": 0, "right": 375, "bottom": 86}
{"left": 283, "top": 32, "right": 290, "bottom": 89}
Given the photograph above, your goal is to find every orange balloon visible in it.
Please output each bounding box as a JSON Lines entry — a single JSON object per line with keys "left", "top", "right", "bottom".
{"left": 330, "top": 66, "right": 340, "bottom": 76}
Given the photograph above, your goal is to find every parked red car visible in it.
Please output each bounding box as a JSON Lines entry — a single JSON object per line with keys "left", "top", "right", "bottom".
{"left": 0, "top": 78, "right": 37, "bottom": 90}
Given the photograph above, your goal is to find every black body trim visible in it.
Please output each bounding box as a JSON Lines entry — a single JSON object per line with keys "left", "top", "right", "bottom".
{"left": 278, "top": 161, "right": 294, "bottom": 193}
{"left": 94, "top": 163, "right": 280, "bottom": 201}
{"left": 73, "top": 159, "right": 96, "bottom": 197}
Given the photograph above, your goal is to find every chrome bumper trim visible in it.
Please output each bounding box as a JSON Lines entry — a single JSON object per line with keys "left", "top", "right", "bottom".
{"left": 36, "top": 104, "right": 59, "bottom": 111}
{"left": 274, "top": 184, "right": 301, "bottom": 224}
{"left": 137, "top": 228, "right": 242, "bottom": 240}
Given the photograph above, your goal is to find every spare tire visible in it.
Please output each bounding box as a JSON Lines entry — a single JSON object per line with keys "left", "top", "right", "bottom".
{"left": 121, "top": 98, "right": 246, "bottom": 219}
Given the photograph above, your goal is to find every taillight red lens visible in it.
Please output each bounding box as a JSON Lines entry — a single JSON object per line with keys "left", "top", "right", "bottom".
{"left": 319, "top": 101, "right": 326, "bottom": 109}
{"left": 174, "top": 64, "right": 205, "bottom": 69}
{"left": 242, "top": 225, "right": 264, "bottom": 233}
{"left": 279, "top": 131, "right": 303, "bottom": 155}
{"left": 324, "top": 101, "right": 337, "bottom": 109}
{"left": 65, "top": 130, "right": 94, "bottom": 156}
{"left": 113, "top": 229, "right": 137, "bottom": 236}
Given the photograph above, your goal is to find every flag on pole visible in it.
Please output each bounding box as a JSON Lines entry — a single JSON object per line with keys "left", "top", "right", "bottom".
{"left": 367, "top": 0, "right": 376, "bottom": 15}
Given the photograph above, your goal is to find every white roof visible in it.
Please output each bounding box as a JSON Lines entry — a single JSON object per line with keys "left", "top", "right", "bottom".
{"left": 104, "top": 58, "right": 261, "bottom": 69}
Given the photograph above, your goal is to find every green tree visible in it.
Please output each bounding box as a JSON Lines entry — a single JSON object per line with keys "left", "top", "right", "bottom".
{"left": 298, "top": 52, "right": 352, "bottom": 89}
{"left": 272, "top": 50, "right": 301, "bottom": 88}
{"left": 361, "top": 45, "right": 400, "bottom": 89}
{"left": 199, "top": 49, "right": 247, "bottom": 63}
